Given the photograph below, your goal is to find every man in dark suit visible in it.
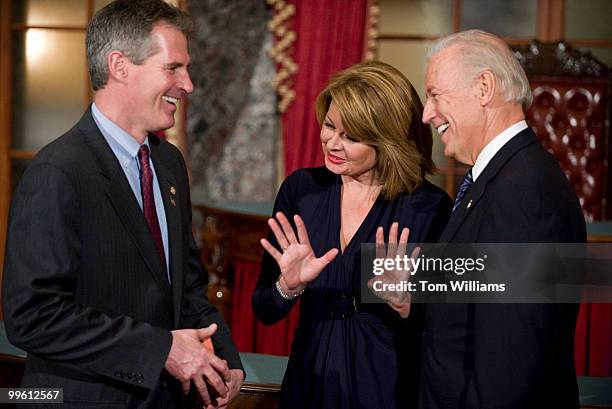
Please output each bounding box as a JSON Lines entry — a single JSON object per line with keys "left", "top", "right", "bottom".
{"left": 418, "top": 30, "right": 586, "bottom": 408}
{"left": 2, "top": 1, "right": 243, "bottom": 408}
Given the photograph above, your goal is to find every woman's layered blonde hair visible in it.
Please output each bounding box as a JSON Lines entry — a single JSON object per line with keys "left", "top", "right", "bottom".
{"left": 315, "top": 61, "right": 435, "bottom": 200}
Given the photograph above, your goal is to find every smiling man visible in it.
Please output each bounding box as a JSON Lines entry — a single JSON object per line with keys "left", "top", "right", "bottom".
{"left": 419, "top": 30, "right": 586, "bottom": 409}
{"left": 2, "top": 1, "right": 243, "bottom": 408}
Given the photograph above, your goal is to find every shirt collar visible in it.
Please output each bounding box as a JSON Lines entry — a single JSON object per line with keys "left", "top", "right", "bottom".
{"left": 472, "top": 120, "right": 528, "bottom": 181}
{"left": 91, "top": 102, "right": 149, "bottom": 165}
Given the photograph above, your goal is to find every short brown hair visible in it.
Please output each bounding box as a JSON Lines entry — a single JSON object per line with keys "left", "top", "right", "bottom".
{"left": 315, "top": 61, "right": 434, "bottom": 200}
{"left": 87, "top": 0, "right": 192, "bottom": 91}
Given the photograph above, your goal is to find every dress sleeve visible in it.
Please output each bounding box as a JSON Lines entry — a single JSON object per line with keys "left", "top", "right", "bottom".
{"left": 251, "top": 172, "right": 301, "bottom": 325}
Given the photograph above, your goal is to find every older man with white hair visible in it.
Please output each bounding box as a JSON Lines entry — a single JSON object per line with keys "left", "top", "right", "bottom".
{"left": 419, "top": 30, "right": 586, "bottom": 409}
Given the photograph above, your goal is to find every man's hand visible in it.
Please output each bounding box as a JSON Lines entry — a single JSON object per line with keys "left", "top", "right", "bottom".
{"left": 368, "top": 222, "right": 419, "bottom": 318}
{"left": 203, "top": 368, "right": 244, "bottom": 409}
{"left": 164, "top": 324, "right": 231, "bottom": 406}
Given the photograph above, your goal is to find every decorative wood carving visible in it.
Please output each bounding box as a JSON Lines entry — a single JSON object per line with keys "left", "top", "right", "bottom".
{"left": 514, "top": 41, "right": 612, "bottom": 221}
{"left": 514, "top": 40, "right": 608, "bottom": 77}
{"left": 193, "top": 204, "right": 269, "bottom": 322}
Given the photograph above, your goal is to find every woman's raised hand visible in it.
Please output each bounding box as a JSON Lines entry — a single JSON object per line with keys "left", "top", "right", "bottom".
{"left": 368, "top": 222, "right": 419, "bottom": 318}
{"left": 260, "top": 212, "right": 339, "bottom": 293}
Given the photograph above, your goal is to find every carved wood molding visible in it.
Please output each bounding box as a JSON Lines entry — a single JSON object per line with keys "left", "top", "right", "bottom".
{"left": 514, "top": 40, "right": 611, "bottom": 221}
{"left": 514, "top": 40, "right": 609, "bottom": 77}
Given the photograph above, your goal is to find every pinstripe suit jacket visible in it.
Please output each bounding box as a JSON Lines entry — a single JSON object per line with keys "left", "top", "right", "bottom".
{"left": 2, "top": 107, "right": 242, "bottom": 408}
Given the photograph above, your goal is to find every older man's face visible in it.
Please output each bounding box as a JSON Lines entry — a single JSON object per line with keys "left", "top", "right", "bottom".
{"left": 422, "top": 47, "right": 483, "bottom": 165}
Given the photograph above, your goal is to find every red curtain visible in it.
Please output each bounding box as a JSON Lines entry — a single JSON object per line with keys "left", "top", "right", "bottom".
{"left": 255, "top": 302, "right": 300, "bottom": 355}
{"left": 575, "top": 303, "right": 612, "bottom": 376}
{"left": 229, "top": 259, "right": 301, "bottom": 355}
{"left": 231, "top": 260, "right": 260, "bottom": 352}
{"left": 282, "top": 0, "right": 368, "bottom": 175}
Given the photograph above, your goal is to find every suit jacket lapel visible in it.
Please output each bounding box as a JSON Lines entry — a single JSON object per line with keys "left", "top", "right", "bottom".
{"left": 79, "top": 108, "right": 173, "bottom": 309}
{"left": 150, "top": 144, "right": 184, "bottom": 326}
{"left": 439, "top": 128, "right": 539, "bottom": 242}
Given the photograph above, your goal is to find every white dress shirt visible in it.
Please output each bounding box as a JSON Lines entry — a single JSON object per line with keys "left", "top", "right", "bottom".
{"left": 471, "top": 120, "right": 529, "bottom": 181}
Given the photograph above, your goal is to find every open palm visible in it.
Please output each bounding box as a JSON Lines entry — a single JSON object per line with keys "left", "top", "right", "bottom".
{"left": 368, "top": 222, "right": 419, "bottom": 317}
{"left": 261, "top": 212, "right": 339, "bottom": 291}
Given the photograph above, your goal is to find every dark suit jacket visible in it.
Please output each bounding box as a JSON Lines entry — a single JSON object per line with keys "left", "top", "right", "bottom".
{"left": 420, "top": 128, "right": 586, "bottom": 409}
{"left": 2, "top": 108, "right": 242, "bottom": 408}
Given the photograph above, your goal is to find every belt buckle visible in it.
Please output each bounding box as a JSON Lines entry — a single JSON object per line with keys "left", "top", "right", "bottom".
{"left": 331, "top": 293, "right": 359, "bottom": 320}
{"left": 342, "top": 294, "right": 357, "bottom": 319}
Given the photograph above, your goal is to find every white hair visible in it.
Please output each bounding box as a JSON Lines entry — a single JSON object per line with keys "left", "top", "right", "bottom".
{"left": 427, "top": 30, "right": 532, "bottom": 109}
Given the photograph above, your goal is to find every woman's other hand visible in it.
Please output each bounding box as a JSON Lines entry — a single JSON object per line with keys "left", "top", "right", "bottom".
{"left": 368, "top": 222, "right": 418, "bottom": 318}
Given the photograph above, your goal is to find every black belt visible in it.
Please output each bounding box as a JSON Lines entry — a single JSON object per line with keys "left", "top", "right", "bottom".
{"left": 301, "top": 291, "right": 362, "bottom": 321}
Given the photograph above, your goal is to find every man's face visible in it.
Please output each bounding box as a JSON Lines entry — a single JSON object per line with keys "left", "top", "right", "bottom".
{"left": 422, "top": 48, "right": 482, "bottom": 165}
{"left": 125, "top": 23, "right": 193, "bottom": 137}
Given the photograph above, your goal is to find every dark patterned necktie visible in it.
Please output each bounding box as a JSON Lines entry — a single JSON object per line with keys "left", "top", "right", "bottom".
{"left": 453, "top": 169, "right": 473, "bottom": 212}
{"left": 138, "top": 145, "right": 166, "bottom": 270}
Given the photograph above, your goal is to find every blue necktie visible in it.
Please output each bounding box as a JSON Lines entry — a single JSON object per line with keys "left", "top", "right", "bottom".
{"left": 453, "top": 169, "right": 473, "bottom": 212}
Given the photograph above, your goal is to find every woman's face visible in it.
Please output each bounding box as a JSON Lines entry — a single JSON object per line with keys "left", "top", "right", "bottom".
{"left": 320, "top": 102, "right": 377, "bottom": 181}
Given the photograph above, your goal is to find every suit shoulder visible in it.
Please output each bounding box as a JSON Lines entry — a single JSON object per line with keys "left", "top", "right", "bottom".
{"left": 28, "top": 124, "right": 91, "bottom": 174}
{"left": 153, "top": 135, "right": 184, "bottom": 158}
{"left": 482, "top": 142, "right": 585, "bottom": 241}
{"left": 151, "top": 137, "right": 187, "bottom": 172}
{"left": 502, "top": 142, "right": 572, "bottom": 191}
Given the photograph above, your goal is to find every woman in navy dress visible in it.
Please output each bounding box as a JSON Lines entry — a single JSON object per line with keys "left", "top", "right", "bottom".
{"left": 252, "top": 61, "right": 451, "bottom": 408}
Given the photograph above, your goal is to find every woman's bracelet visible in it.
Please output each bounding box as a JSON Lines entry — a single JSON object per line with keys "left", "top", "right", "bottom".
{"left": 275, "top": 277, "right": 304, "bottom": 300}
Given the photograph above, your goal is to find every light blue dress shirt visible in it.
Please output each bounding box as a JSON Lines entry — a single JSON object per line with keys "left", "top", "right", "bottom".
{"left": 91, "top": 103, "right": 170, "bottom": 279}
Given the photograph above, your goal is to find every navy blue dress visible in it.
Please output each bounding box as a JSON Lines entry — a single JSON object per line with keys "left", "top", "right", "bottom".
{"left": 252, "top": 167, "right": 451, "bottom": 409}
